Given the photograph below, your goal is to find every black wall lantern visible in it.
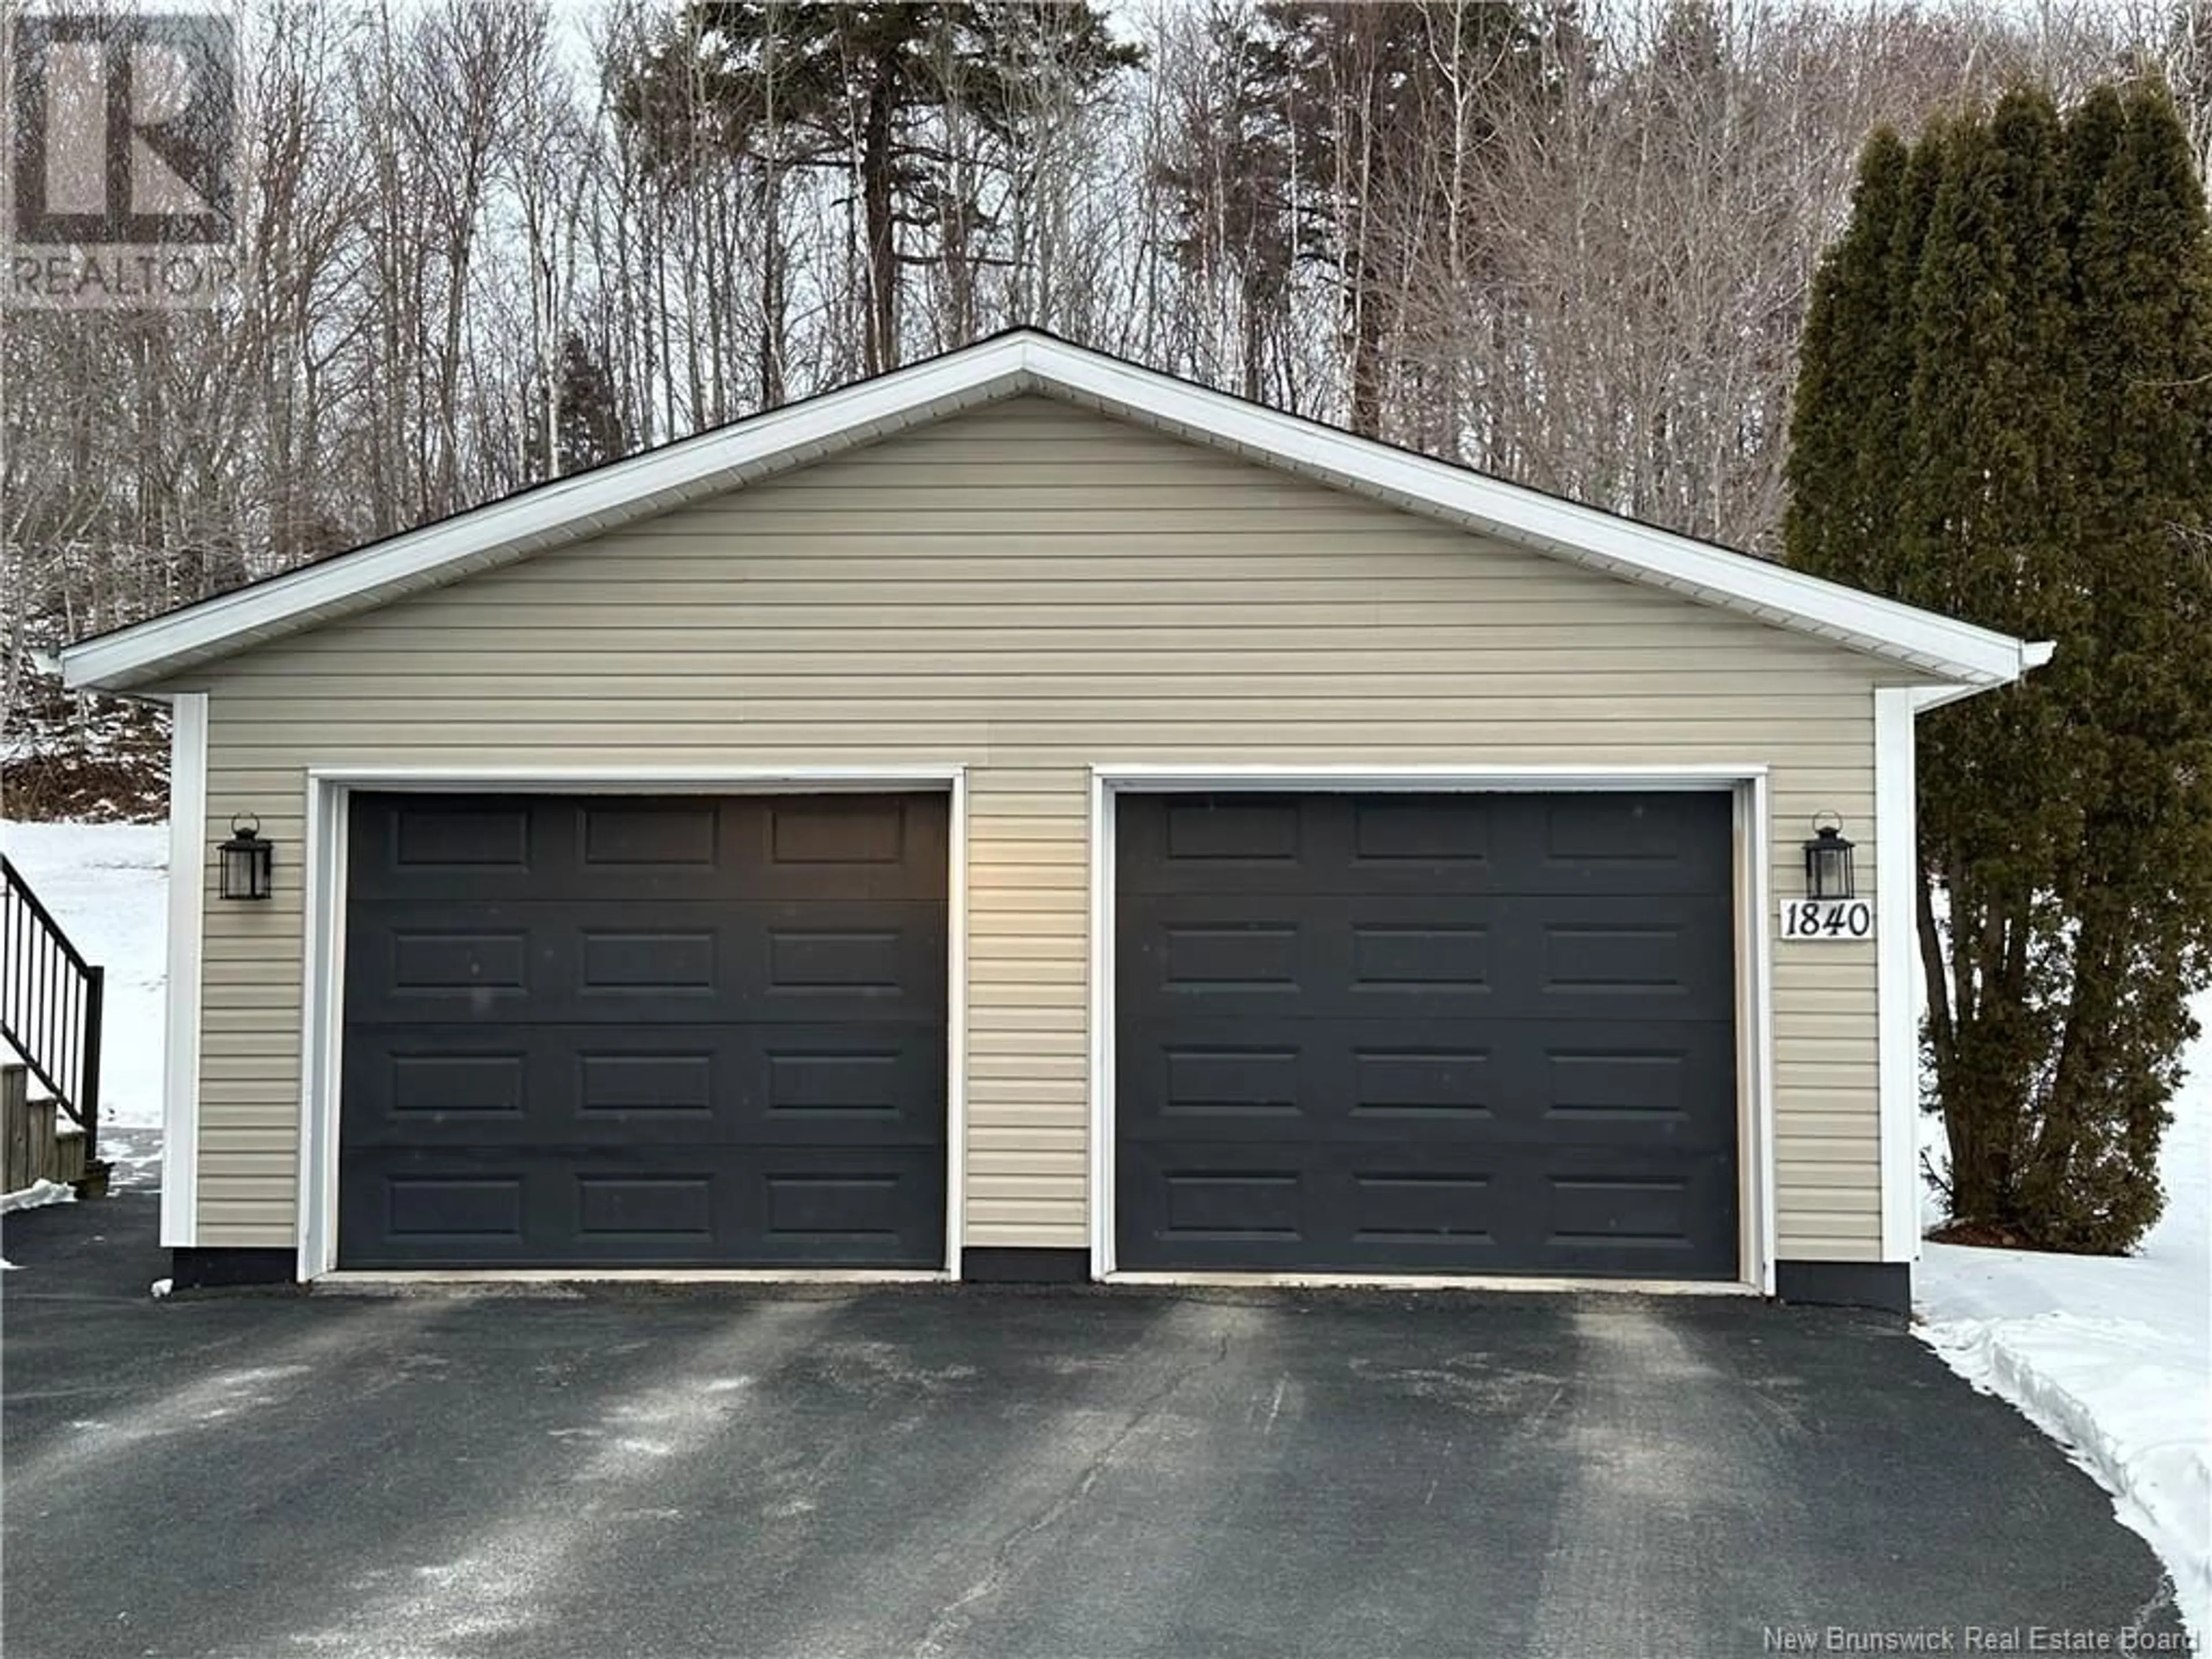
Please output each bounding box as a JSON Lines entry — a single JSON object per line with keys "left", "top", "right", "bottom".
{"left": 1803, "top": 812, "right": 1855, "bottom": 901}
{"left": 219, "top": 815, "right": 274, "bottom": 901}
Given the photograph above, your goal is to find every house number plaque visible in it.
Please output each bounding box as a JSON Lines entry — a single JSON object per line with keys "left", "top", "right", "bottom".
{"left": 1779, "top": 899, "right": 1874, "bottom": 940}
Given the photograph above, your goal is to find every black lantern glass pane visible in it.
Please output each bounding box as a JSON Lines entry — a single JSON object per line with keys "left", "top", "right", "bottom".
{"left": 221, "top": 836, "right": 271, "bottom": 900}
{"left": 1808, "top": 838, "right": 1854, "bottom": 900}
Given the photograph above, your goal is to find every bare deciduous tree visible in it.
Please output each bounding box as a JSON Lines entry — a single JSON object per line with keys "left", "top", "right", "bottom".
{"left": 5, "top": 0, "right": 2200, "bottom": 815}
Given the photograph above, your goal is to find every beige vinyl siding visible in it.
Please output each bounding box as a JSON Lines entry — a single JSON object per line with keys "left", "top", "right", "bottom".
{"left": 175, "top": 395, "right": 1903, "bottom": 1262}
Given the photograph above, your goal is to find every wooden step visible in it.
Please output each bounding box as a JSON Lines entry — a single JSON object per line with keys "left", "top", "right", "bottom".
{"left": 52, "top": 1124, "right": 88, "bottom": 1185}
{"left": 2, "top": 1064, "right": 96, "bottom": 1193}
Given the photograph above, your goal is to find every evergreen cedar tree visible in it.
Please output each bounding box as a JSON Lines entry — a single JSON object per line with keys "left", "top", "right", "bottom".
{"left": 1785, "top": 81, "right": 2212, "bottom": 1253}
{"left": 529, "top": 334, "right": 626, "bottom": 481}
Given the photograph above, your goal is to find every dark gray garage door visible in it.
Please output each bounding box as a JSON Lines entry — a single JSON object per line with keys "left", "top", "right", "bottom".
{"left": 339, "top": 792, "right": 947, "bottom": 1269}
{"left": 1116, "top": 791, "right": 1738, "bottom": 1278}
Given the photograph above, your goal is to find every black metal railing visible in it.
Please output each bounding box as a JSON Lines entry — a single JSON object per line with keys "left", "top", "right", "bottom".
{"left": 0, "top": 854, "right": 104, "bottom": 1149}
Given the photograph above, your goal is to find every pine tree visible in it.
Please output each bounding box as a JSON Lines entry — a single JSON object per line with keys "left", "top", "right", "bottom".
{"left": 1786, "top": 81, "right": 2212, "bottom": 1252}
{"left": 618, "top": 2, "right": 1135, "bottom": 376}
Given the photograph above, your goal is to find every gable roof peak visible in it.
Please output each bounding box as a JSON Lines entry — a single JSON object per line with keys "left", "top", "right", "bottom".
{"left": 60, "top": 330, "right": 2044, "bottom": 694}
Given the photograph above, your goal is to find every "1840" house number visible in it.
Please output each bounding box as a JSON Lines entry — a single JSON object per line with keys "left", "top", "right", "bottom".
{"left": 1780, "top": 899, "right": 1874, "bottom": 940}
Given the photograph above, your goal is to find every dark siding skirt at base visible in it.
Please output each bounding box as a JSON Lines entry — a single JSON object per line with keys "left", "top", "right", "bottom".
{"left": 171, "top": 1248, "right": 298, "bottom": 1290}
{"left": 1774, "top": 1260, "right": 1910, "bottom": 1317}
{"left": 961, "top": 1247, "right": 1090, "bottom": 1283}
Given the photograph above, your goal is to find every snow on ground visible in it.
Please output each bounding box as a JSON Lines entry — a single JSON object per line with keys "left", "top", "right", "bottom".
{"left": 1918, "top": 990, "right": 2212, "bottom": 1641}
{"left": 0, "top": 1179, "right": 79, "bottom": 1215}
{"left": 0, "top": 820, "right": 168, "bottom": 1138}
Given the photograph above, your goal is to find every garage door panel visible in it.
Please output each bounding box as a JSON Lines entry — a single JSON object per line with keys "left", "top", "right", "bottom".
{"left": 1119, "top": 894, "right": 1733, "bottom": 1021}
{"left": 1530, "top": 903, "right": 1733, "bottom": 1012}
{"left": 1116, "top": 793, "right": 1731, "bottom": 899}
{"left": 342, "top": 1023, "right": 946, "bottom": 1149}
{"left": 1115, "top": 790, "right": 1738, "bottom": 1279}
{"left": 1120, "top": 1017, "right": 1498, "bottom": 1136}
{"left": 1120, "top": 896, "right": 1490, "bottom": 1017}
{"left": 343, "top": 899, "right": 946, "bottom": 1026}
{"left": 748, "top": 796, "right": 952, "bottom": 902}
{"left": 1117, "top": 793, "right": 1499, "bottom": 897}
{"left": 1119, "top": 1014, "right": 1733, "bottom": 1145}
{"left": 348, "top": 794, "right": 948, "bottom": 906}
{"left": 340, "top": 791, "right": 948, "bottom": 1269}
{"left": 1116, "top": 1139, "right": 1736, "bottom": 1275}
{"left": 1113, "top": 794, "right": 1309, "bottom": 892}
{"left": 337, "top": 1142, "right": 945, "bottom": 1268}
{"left": 1528, "top": 795, "right": 1734, "bottom": 893}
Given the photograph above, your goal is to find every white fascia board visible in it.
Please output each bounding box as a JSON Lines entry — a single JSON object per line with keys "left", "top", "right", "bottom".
{"left": 60, "top": 340, "right": 1036, "bottom": 691}
{"left": 1017, "top": 338, "right": 2037, "bottom": 687}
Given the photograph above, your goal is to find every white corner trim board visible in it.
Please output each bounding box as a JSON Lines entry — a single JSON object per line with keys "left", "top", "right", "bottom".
{"left": 60, "top": 332, "right": 2048, "bottom": 694}
{"left": 161, "top": 693, "right": 207, "bottom": 1249}
{"left": 1874, "top": 688, "right": 1923, "bottom": 1263}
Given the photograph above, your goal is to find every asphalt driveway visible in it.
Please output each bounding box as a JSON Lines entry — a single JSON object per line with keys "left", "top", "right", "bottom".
{"left": 2, "top": 1197, "right": 2186, "bottom": 1659}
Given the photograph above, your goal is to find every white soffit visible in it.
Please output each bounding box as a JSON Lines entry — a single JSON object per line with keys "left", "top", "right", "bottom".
{"left": 60, "top": 332, "right": 2045, "bottom": 693}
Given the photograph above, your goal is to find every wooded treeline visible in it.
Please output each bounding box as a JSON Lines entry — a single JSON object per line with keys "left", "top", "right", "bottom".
{"left": 3, "top": 0, "right": 2207, "bottom": 803}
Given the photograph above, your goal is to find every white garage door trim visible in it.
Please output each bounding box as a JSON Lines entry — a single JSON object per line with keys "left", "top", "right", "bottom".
{"left": 293, "top": 764, "right": 968, "bottom": 1283}
{"left": 1087, "top": 763, "right": 1777, "bottom": 1293}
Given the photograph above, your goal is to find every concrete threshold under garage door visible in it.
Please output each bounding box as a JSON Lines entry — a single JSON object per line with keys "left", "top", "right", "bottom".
{"left": 1101, "top": 1271, "right": 1762, "bottom": 1294}
{"left": 310, "top": 1268, "right": 952, "bottom": 1293}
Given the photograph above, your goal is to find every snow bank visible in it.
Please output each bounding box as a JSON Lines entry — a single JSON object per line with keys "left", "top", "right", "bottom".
{"left": 1918, "top": 990, "right": 2212, "bottom": 1640}
{"left": 0, "top": 1179, "right": 79, "bottom": 1214}
{"left": 0, "top": 821, "right": 168, "bottom": 1132}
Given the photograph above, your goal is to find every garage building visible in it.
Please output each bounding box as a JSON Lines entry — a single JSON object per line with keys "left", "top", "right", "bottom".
{"left": 56, "top": 332, "right": 2048, "bottom": 1311}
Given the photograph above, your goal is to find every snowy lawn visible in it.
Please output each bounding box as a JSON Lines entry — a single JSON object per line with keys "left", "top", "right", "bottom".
{"left": 0, "top": 821, "right": 168, "bottom": 1181}
{"left": 1917, "top": 990, "right": 2212, "bottom": 1640}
